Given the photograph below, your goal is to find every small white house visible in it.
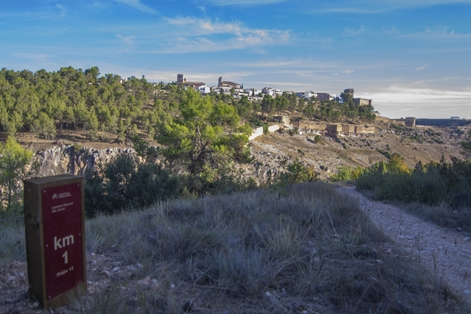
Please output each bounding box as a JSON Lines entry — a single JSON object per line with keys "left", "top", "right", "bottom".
{"left": 304, "top": 91, "right": 317, "bottom": 99}
{"left": 244, "top": 89, "right": 254, "bottom": 96}
{"left": 263, "top": 87, "right": 276, "bottom": 97}
{"left": 198, "top": 85, "right": 211, "bottom": 95}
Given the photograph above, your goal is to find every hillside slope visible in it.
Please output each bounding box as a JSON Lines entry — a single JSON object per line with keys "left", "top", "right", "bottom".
{"left": 249, "top": 121, "right": 467, "bottom": 181}
{"left": 12, "top": 120, "right": 470, "bottom": 185}
{"left": 1, "top": 183, "right": 467, "bottom": 313}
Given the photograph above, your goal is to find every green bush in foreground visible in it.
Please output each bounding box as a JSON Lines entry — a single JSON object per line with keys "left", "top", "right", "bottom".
{"left": 354, "top": 155, "right": 471, "bottom": 232}
{"left": 356, "top": 155, "right": 471, "bottom": 207}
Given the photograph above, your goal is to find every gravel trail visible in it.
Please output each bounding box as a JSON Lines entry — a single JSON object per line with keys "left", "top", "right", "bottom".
{"left": 338, "top": 186, "right": 471, "bottom": 305}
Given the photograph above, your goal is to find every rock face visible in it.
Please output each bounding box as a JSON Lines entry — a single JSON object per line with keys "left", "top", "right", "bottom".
{"left": 32, "top": 146, "right": 137, "bottom": 177}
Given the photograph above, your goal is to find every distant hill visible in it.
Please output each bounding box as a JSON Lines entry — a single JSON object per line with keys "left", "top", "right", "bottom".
{"left": 416, "top": 118, "right": 471, "bottom": 127}
{"left": 248, "top": 121, "right": 468, "bottom": 181}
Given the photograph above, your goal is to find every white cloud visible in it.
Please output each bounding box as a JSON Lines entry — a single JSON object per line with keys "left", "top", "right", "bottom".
{"left": 116, "top": 34, "right": 135, "bottom": 47}
{"left": 361, "top": 86, "right": 471, "bottom": 118}
{"left": 12, "top": 53, "right": 55, "bottom": 61}
{"left": 159, "top": 17, "right": 290, "bottom": 53}
{"left": 413, "top": 26, "right": 471, "bottom": 39}
{"left": 115, "top": 0, "right": 157, "bottom": 14}
{"left": 197, "top": 6, "right": 207, "bottom": 13}
{"left": 342, "top": 26, "right": 365, "bottom": 37}
{"left": 342, "top": 69, "right": 355, "bottom": 74}
{"left": 167, "top": 17, "right": 243, "bottom": 35}
{"left": 56, "top": 4, "right": 66, "bottom": 17}
{"left": 382, "top": 27, "right": 400, "bottom": 35}
{"left": 415, "top": 64, "right": 429, "bottom": 71}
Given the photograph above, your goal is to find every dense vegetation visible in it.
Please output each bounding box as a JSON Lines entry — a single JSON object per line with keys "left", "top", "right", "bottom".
{"left": 0, "top": 67, "right": 468, "bottom": 312}
{"left": 0, "top": 66, "right": 376, "bottom": 217}
{"left": 333, "top": 152, "right": 471, "bottom": 232}
{"left": 0, "top": 136, "right": 32, "bottom": 214}
{"left": 0, "top": 67, "right": 375, "bottom": 141}
{"left": 356, "top": 156, "right": 471, "bottom": 207}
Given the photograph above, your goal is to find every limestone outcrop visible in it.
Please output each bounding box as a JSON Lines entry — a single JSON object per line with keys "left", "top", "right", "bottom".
{"left": 31, "top": 146, "right": 137, "bottom": 178}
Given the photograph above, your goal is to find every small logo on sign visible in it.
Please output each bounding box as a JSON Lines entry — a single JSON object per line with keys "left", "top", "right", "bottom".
{"left": 52, "top": 192, "right": 72, "bottom": 200}
{"left": 59, "top": 192, "right": 72, "bottom": 199}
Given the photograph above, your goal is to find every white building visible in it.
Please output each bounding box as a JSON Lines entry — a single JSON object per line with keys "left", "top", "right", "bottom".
{"left": 304, "top": 91, "right": 317, "bottom": 99}
{"left": 198, "top": 85, "right": 211, "bottom": 95}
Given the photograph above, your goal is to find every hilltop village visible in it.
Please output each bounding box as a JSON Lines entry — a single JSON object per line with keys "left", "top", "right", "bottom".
{"left": 173, "top": 73, "right": 420, "bottom": 139}
{"left": 175, "top": 73, "right": 373, "bottom": 106}
{"left": 2, "top": 67, "right": 469, "bottom": 186}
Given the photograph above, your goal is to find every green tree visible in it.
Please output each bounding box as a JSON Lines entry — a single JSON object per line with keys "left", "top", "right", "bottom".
{"left": 106, "top": 114, "right": 118, "bottom": 141}
{"left": 0, "top": 136, "right": 33, "bottom": 211}
{"left": 117, "top": 119, "right": 126, "bottom": 143}
{"left": 156, "top": 89, "right": 246, "bottom": 194}
{"left": 31, "top": 112, "right": 56, "bottom": 141}
{"left": 387, "top": 153, "right": 409, "bottom": 174}
{"left": 86, "top": 109, "right": 99, "bottom": 141}
{"left": 261, "top": 95, "right": 275, "bottom": 117}
{"left": 84, "top": 154, "right": 181, "bottom": 217}
{"left": 279, "top": 161, "right": 317, "bottom": 184}
{"left": 74, "top": 100, "right": 89, "bottom": 135}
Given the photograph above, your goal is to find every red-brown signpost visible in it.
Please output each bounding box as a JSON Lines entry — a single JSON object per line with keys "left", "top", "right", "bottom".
{"left": 24, "top": 174, "right": 86, "bottom": 309}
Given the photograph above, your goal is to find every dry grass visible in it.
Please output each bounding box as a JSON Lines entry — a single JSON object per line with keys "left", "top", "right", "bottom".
{"left": 402, "top": 202, "right": 471, "bottom": 234}
{"left": 0, "top": 182, "right": 466, "bottom": 312}
{"left": 79, "top": 182, "right": 467, "bottom": 313}
{"left": 0, "top": 215, "right": 25, "bottom": 265}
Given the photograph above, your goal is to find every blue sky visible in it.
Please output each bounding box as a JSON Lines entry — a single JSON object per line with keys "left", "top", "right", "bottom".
{"left": 2, "top": 0, "right": 471, "bottom": 118}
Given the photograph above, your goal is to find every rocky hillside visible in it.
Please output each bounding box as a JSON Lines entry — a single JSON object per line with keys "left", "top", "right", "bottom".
{"left": 28, "top": 121, "right": 469, "bottom": 183}
{"left": 30, "top": 146, "right": 138, "bottom": 178}
{"left": 248, "top": 121, "right": 468, "bottom": 181}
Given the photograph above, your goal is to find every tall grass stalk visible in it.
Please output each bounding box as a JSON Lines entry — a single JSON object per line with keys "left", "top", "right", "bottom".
{"left": 80, "top": 182, "right": 466, "bottom": 313}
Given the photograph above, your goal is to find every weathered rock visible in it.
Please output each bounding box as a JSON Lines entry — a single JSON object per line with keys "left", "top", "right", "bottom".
{"left": 31, "top": 146, "right": 139, "bottom": 177}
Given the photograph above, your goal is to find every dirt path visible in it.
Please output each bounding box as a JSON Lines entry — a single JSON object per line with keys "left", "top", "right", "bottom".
{"left": 337, "top": 187, "right": 471, "bottom": 305}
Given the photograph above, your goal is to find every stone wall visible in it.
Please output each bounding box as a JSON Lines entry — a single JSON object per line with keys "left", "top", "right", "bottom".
{"left": 362, "top": 126, "right": 376, "bottom": 134}
{"left": 293, "top": 120, "right": 376, "bottom": 136}
{"left": 342, "top": 125, "right": 355, "bottom": 133}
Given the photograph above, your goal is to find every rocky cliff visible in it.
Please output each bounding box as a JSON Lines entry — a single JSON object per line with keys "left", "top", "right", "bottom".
{"left": 29, "top": 121, "right": 467, "bottom": 183}
{"left": 31, "top": 146, "right": 138, "bottom": 177}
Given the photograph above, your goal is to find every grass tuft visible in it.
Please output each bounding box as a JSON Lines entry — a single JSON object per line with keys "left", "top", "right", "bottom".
{"left": 2, "top": 182, "right": 468, "bottom": 313}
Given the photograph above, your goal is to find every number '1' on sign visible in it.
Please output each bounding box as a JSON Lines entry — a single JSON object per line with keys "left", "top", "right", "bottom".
{"left": 24, "top": 175, "right": 87, "bottom": 310}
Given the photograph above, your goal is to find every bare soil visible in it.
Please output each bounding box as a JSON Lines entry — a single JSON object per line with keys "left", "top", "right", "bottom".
{"left": 10, "top": 130, "right": 159, "bottom": 152}
{"left": 0, "top": 252, "right": 135, "bottom": 314}
{"left": 250, "top": 124, "right": 464, "bottom": 180}
{"left": 338, "top": 187, "right": 471, "bottom": 305}
{"left": 2, "top": 188, "right": 471, "bottom": 313}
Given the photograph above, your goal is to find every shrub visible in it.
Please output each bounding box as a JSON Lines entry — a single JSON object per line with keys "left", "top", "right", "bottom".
{"left": 278, "top": 161, "right": 317, "bottom": 185}
{"left": 355, "top": 154, "right": 471, "bottom": 208}
{"left": 84, "top": 153, "right": 182, "bottom": 217}
{"left": 263, "top": 123, "right": 269, "bottom": 134}
{"left": 331, "top": 166, "right": 364, "bottom": 182}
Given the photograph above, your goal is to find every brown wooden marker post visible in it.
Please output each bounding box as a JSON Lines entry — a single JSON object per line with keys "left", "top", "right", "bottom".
{"left": 24, "top": 174, "right": 87, "bottom": 309}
